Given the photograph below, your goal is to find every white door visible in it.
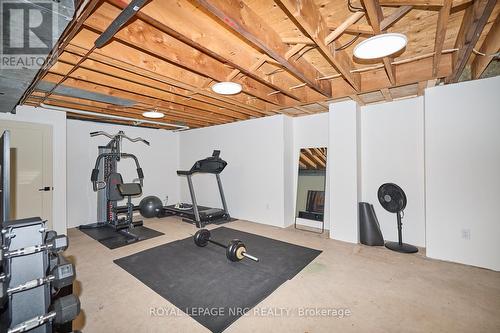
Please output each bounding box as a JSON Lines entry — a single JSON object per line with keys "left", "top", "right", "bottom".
{"left": 0, "top": 121, "right": 53, "bottom": 228}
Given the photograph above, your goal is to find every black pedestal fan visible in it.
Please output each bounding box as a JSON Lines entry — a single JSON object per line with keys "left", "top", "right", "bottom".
{"left": 378, "top": 183, "right": 418, "bottom": 253}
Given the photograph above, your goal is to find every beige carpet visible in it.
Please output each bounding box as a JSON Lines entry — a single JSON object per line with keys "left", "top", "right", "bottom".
{"left": 65, "top": 217, "right": 500, "bottom": 332}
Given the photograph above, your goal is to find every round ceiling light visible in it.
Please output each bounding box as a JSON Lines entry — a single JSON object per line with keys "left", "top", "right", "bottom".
{"left": 142, "top": 110, "right": 165, "bottom": 119}
{"left": 353, "top": 33, "right": 408, "bottom": 60}
{"left": 211, "top": 81, "right": 242, "bottom": 95}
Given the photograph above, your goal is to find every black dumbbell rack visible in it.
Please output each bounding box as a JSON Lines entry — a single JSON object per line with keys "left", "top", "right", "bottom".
{"left": 0, "top": 217, "right": 79, "bottom": 333}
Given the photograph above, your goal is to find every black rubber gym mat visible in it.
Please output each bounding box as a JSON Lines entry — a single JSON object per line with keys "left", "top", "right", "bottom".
{"left": 114, "top": 227, "right": 321, "bottom": 333}
{"left": 78, "top": 225, "right": 164, "bottom": 249}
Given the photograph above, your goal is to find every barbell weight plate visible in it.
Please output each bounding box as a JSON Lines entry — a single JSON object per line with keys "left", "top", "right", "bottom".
{"left": 226, "top": 241, "right": 237, "bottom": 262}
{"left": 226, "top": 240, "right": 247, "bottom": 262}
{"left": 193, "top": 229, "right": 211, "bottom": 247}
{"left": 236, "top": 246, "right": 246, "bottom": 260}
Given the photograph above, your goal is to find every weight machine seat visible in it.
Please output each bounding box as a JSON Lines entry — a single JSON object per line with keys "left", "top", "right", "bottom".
{"left": 107, "top": 172, "right": 124, "bottom": 201}
{"left": 117, "top": 183, "right": 142, "bottom": 197}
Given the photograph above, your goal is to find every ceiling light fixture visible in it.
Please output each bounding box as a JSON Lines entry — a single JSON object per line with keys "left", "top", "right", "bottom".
{"left": 142, "top": 109, "right": 165, "bottom": 119}
{"left": 211, "top": 81, "right": 242, "bottom": 95}
{"left": 353, "top": 33, "right": 408, "bottom": 60}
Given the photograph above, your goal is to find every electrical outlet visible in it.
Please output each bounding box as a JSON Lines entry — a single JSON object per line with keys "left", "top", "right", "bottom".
{"left": 461, "top": 229, "right": 471, "bottom": 240}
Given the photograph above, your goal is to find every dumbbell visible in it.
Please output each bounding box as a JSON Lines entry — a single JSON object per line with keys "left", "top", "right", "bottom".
{"left": 0, "top": 261, "right": 75, "bottom": 304}
{"left": 7, "top": 294, "right": 80, "bottom": 333}
{"left": 0, "top": 235, "right": 68, "bottom": 266}
{"left": 193, "top": 229, "right": 259, "bottom": 262}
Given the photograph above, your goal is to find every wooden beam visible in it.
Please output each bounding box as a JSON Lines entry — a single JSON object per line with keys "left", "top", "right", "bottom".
{"left": 28, "top": 97, "right": 189, "bottom": 130}
{"left": 446, "top": 0, "right": 496, "bottom": 83}
{"left": 86, "top": 3, "right": 284, "bottom": 106}
{"left": 66, "top": 32, "right": 271, "bottom": 115}
{"left": 275, "top": 0, "right": 361, "bottom": 91}
{"left": 107, "top": 0, "right": 308, "bottom": 103}
{"left": 329, "top": 24, "right": 375, "bottom": 35}
{"left": 382, "top": 57, "right": 396, "bottom": 84}
{"left": 427, "top": 78, "right": 438, "bottom": 88}
{"left": 42, "top": 71, "right": 241, "bottom": 123}
{"left": 29, "top": 93, "right": 210, "bottom": 128}
{"left": 433, "top": 0, "right": 452, "bottom": 77}
{"left": 305, "top": 149, "right": 326, "bottom": 168}
{"left": 294, "top": 106, "right": 315, "bottom": 114}
{"left": 471, "top": 14, "right": 500, "bottom": 79}
{"left": 350, "top": 94, "right": 365, "bottom": 106}
{"left": 363, "top": 0, "right": 396, "bottom": 85}
{"left": 313, "top": 147, "right": 327, "bottom": 164}
{"left": 379, "top": 0, "right": 444, "bottom": 5}
{"left": 417, "top": 81, "right": 427, "bottom": 95}
{"left": 380, "top": 6, "right": 413, "bottom": 31}
{"left": 281, "top": 37, "right": 315, "bottom": 45}
{"left": 325, "top": 12, "right": 365, "bottom": 44}
{"left": 285, "top": 43, "right": 307, "bottom": 60}
{"left": 19, "top": 0, "right": 102, "bottom": 105}
{"left": 194, "top": 0, "right": 332, "bottom": 97}
{"left": 330, "top": 53, "right": 453, "bottom": 98}
{"left": 300, "top": 152, "right": 317, "bottom": 169}
{"left": 381, "top": 88, "right": 393, "bottom": 101}
{"left": 56, "top": 51, "right": 262, "bottom": 118}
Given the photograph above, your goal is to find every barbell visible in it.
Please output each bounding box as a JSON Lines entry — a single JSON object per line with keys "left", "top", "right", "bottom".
{"left": 193, "top": 229, "right": 259, "bottom": 262}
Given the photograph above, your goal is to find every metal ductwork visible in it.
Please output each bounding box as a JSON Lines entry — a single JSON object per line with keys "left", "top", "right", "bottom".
{"left": 0, "top": 0, "right": 76, "bottom": 113}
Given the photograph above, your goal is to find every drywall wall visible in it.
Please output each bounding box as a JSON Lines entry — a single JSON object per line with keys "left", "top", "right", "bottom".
{"left": 66, "top": 120, "right": 179, "bottom": 228}
{"left": 425, "top": 76, "right": 500, "bottom": 271}
{"left": 283, "top": 116, "right": 295, "bottom": 228}
{"left": 361, "top": 97, "right": 426, "bottom": 247}
{"left": 0, "top": 106, "right": 67, "bottom": 235}
{"left": 292, "top": 113, "right": 329, "bottom": 229}
{"left": 178, "top": 115, "right": 286, "bottom": 227}
{"left": 329, "top": 100, "right": 361, "bottom": 243}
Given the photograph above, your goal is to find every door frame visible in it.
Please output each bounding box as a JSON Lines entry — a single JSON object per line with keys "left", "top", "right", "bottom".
{"left": 0, "top": 120, "right": 53, "bottom": 228}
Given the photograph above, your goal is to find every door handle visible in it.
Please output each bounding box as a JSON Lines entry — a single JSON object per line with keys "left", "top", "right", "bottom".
{"left": 38, "top": 186, "right": 53, "bottom": 192}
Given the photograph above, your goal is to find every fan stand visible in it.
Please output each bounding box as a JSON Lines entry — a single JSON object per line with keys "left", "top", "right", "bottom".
{"left": 385, "top": 210, "right": 418, "bottom": 253}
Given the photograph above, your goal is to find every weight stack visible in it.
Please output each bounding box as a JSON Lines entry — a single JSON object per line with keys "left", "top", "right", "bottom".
{"left": 358, "top": 202, "right": 384, "bottom": 246}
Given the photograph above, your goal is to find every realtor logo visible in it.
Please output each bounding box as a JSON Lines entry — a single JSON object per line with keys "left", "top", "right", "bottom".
{"left": 0, "top": 0, "right": 57, "bottom": 69}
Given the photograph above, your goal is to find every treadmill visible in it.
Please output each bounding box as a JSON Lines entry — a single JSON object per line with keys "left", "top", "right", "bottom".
{"left": 165, "top": 150, "right": 231, "bottom": 228}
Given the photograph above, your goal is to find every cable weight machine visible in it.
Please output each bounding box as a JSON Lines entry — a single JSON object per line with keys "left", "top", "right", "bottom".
{"left": 79, "top": 131, "right": 149, "bottom": 242}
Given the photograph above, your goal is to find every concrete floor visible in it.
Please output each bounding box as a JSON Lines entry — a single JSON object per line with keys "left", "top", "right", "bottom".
{"left": 66, "top": 217, "right": 500, "bottom": 333}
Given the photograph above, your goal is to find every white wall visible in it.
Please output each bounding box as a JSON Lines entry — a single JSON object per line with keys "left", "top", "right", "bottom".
{"left": 425, "top": 76, "right": 500, "bottom": 271}
{"left": 66, "top": 120, "right": 179, "bottom": 228}
{"left": 361, "top": 97, "right": 426, "bottom": 247}
{"left": 178, "top": 115, "right": 286, "bottom": 227}
{"left": 292, "top": 113, "right": 329, "bottom": 229}
{"left": 0, "top": 106, "right": 67, "bottom": 235}
{"left": 329, "top": 101, "right": 361, "bottom": 243}
{"left": 283, "top": 116, "right": 295, "bottom": 227}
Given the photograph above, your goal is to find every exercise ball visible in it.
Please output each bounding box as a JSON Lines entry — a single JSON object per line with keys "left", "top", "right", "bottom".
{"left": 139, "top": 196, "right": 163, "bottom": 218}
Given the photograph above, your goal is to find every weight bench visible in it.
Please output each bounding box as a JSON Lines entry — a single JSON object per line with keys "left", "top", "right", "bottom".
{"left": 116, "top": 183, "right": 143, "bottom": 243}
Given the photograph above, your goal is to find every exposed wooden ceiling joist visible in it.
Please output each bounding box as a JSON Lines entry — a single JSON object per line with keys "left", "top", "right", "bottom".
{"left": 433, "top": 0, "right": 453, "bottom": 77}
{"left": 446, "top": 0, "right": 496, "bottom": 83}
{"left": 193, "top": 0, "right": 333, "bottom": 97}
{"left": 18, "top": 0, "right": 498, "bottom": 128}
{"left": 471, "top": 13, "right": 500, "bottom": 79}
{"left": 363, "top": 0, "right": 397, "bottom": 85}
{"left": 275, "top": 0, "right": 361, "bottom": 91}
